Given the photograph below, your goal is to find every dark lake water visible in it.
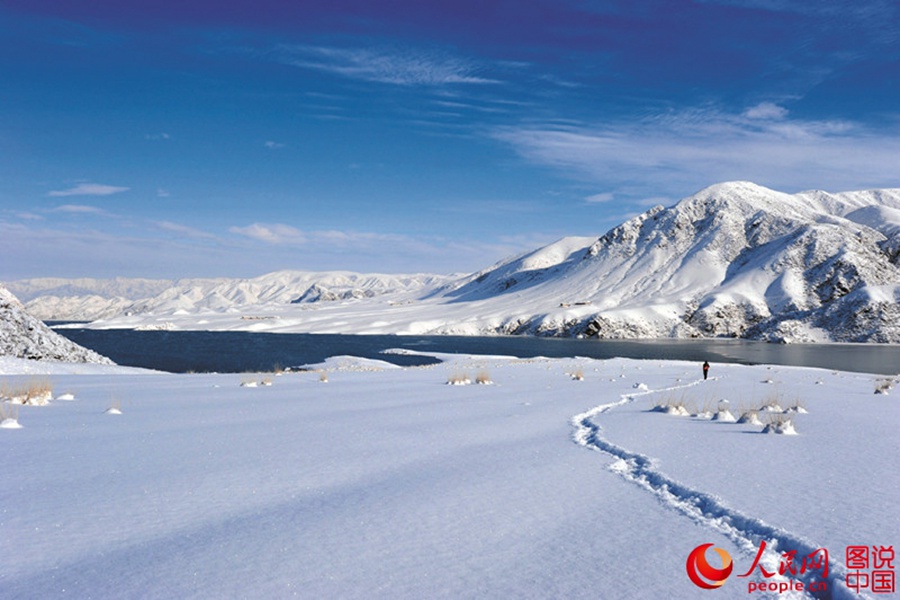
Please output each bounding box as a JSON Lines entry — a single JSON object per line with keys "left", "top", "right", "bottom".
{"left": 52, "top": 328, "right": 900, "bottom": 375}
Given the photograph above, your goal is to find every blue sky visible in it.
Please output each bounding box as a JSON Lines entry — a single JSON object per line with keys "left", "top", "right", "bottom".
{"left": 2, "top": 0, "right": 899, "bottom": 279}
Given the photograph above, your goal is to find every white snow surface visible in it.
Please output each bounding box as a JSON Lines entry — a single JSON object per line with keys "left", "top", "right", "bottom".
{"left": 29, "top": 182, "right": 900, "bottom": 343}
{"left": 1, "top": 354, "right": 896, "bottom": 599}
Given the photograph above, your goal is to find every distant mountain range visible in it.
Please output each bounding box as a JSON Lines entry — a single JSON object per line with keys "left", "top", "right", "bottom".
{"left": 11, "top": 272, "right": 452, "bottom": 321}
{"left": 10, "top": 182, "right": 900, "bottom": 343}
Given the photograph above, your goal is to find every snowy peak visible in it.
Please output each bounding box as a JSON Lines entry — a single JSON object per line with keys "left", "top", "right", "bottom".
{"left": 435, "top": 181, "right": 900, "bottom": 341}
{"left": 0, "top": 285, "right": 24, "bottom": 310}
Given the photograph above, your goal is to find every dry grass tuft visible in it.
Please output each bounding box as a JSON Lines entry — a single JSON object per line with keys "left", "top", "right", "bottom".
{"left": 737, "top": 409, "right": 762, "bottom": 425}
{"left": 783, "top": 397, "right": 808, "bottom": 414}
{"left": 1, "top": 401, "right": 21, "bottom": 424}
{"left": 475, "top": 370, "right": 493, "bottom": 385}
{"left": 759, "top": 391, "right": 784, "bottom": 413}
{"left": 105, "top": 396, "right": 123, "bottom": 415}
{"left": 650, "top": 394, "right": 692, "bottom": 416}
{"left": 874, "top": 378, "right": 895, "bottom": 395}
{"left": 1, "top": 378, "right": 54, "bottom": 405}
{"left": 447, "top": 372, "right": 471, "bottom": 386}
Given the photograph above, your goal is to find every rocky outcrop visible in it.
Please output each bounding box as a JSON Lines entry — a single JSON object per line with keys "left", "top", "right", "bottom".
{"left": 0, "top": 285, "right": 114, "bottom": 363}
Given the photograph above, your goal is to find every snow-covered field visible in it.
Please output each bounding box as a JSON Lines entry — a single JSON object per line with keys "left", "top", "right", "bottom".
{"left": 1, "top": 353, "right": 897, "bottom": 599}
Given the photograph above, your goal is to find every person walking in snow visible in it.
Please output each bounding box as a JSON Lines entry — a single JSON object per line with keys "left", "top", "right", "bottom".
{"left": 702, "top": 361, "right": 710, "bottom": 380}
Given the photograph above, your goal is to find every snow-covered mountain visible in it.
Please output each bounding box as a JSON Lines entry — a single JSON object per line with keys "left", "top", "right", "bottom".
{"left": 438, "top": 181, "right": 900, "bottom": 341}
{"left": 16, "top": 182, "right": 900, "bottom": 342}
{"left": 13, "top": 271, "right": 453, "bottom": 321}
{"left": 0, "top": 285, "right": 114, "bottom": 363}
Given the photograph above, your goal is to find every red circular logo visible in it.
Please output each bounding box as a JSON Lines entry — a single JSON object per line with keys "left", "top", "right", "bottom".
{"left": 686, "top": 543, "right": 734, "bottom": 589}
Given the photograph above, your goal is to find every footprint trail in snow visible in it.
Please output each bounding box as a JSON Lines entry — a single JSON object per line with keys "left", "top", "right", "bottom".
{"left": 571, "top": 378, "right": 867, "bottom": 600}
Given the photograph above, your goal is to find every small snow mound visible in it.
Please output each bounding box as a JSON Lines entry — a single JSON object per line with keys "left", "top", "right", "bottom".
{"left": 737, "top": 412, "right": 763, "bottom": 426}
{"left": 1, "top": 417, "right": 22, "bottom": 429}
{"left": 874, "top": 378, "right": 895, "bottom": 394}
{"left": 55, "top": 393, "right": 76, "bottom": 401}
{"left": 712, "top": 409, "right": 736, "bottom": 422}
{"left": 301, "top": 355, "right": 401, "bottom": 372}
{"left": 761, "top": 418, "right": 797, "bottom": 435}
{"left": 633, "top": 383, "right": 649, "bottom": 391}
{"left": 240, "top": 381, "right": 258, "bottom": 388}
{"left": 784, "top": 406, "right": 809, "bottom": 414}
{"left": 652, "top": 404, "right": 690, "bottom": 416}
{"left": 693, "top": 411, "right": 714, "bottom": 420}
{"left": 32, "top": 391, "right": 53, "bottom": 405}
{"left": 104, "top": 407, "right": 122, "bottom": 415}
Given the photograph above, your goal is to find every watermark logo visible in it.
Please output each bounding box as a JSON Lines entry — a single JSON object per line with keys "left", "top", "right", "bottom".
{"left": 685, "top": 540, "right": 896, "bottom": 594}
{"left": 686, "top": 543, "right": 734, "bottom": 589}
{"left": 845, "top": 545, "right": 895, "bottom": 594}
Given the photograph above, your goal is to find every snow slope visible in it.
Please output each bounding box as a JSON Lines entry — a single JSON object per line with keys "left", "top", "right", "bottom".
{"left": 1, "top": 354, "right": 895, "bottom": 599}
{"left": 30, "top": 182, "right": 900, "bottom": 342}
{"left": 0, "top": 285, "right": 113, "bottom": 364}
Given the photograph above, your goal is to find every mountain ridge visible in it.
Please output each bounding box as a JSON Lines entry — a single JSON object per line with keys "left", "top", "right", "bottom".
{"left": 11, "top": 181, "right": 900, "bottom": 343}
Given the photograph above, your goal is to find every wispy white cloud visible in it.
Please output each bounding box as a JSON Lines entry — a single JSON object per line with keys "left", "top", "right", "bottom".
{"left": 229, "top": 223, "right": 305, "bottom": 245}
{"left": 144, "top": 132, "right": 171, "bottom": 140}
{"left": 228, "top": 223, "right": 424, "bottom": 250}
{"left": 585, "top": 192, "right": 614, "bottom": 204}
{"left": 0, "top": 221, "right": 235, "bottom": 280}
{"left": 155, "top": 221, "right": 216, "bottom": 240}
{"left": 225, "top": 222, "right": 557, "bottom": 274}
{"left": 494, "top": 105, "right": 900, "bottom": 201}
{"left": 277, "top": 44, "right": 499, "bottom": 87}
{"left": 264, "top": 140, "right": 286, "bottom": 149}
{"left": 52, "top": 204, "right": 113, "bottom": 216}
{"left": 47, "top": 183, "right": 129, "bottom": 197}
{"left": 743, "top": 102, "right": 789, "bottom": 120}
{"left": 9, "top": 211, "right": 44, "bottom": 221}
{"left": 0, "top": 217, "right": 535, "bottom": 280}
